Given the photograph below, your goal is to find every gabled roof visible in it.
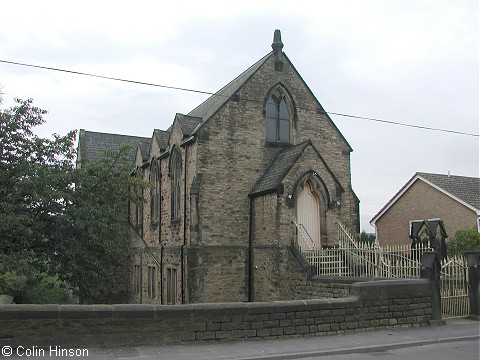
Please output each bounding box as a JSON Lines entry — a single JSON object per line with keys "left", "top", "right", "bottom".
{"left": 174, "top": 114, "right": 202, "bottom": 137}
{"left": 417, "top": 172, "right": 480, "bottom": 209}
{"left": 249, "top": 140, "right": 344, "bottom": 197}
{"left": 250, "top": 142, "right": 310, "bottom": 196}
{"left": 137, "top": 140, "right": 152, "bottom": 162}
{"left": 186, "top": 38, "right": 352, "bottom": 152}
{"left": 77, "top": 129, "right": 151, "bottom": 164}
{"left": 370, "top": 172, "right": 480, "bottom": 225}
{"left": 280, "top": 53, "right": 353, "bottom": 153}
{"left": 188, "top": 52, "right": 272, "bottom": 131}
{"left": 153, "top": 129, "right": 170, "bottom": 152}
{"left": 409, "top": 219, "right": 448, "bottom": 239}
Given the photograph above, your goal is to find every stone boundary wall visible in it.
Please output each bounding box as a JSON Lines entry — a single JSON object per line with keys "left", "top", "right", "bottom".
{"left": 294, "top": 276, "right": 354, "bottom": 299}
{"left": 0, "top": 279, "right": 432, "bottom": 348}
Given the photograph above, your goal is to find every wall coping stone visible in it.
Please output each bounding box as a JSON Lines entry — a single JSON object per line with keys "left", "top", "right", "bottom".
{"left": 272, "top": 300, "right": 307, "bottom": 313}
{"left": 0, "top": 304, "right": 59, "bottom": 320}
{"left": 155, "top": 304, "right": 193, "bottom": 318}
{"left": 351, "top": 279, "right": 431, "bottom": 298}
{"left": 113, "top": 304, "right": 156, "bottom": 318}
{"left": 312, "top": 276, "right": 388, "bottom": 284}
{"left": 246, "top": 302, "right": 275, "bottom": 314}
{"left": 59, "top": 304, "right": 113, "bottom": 319}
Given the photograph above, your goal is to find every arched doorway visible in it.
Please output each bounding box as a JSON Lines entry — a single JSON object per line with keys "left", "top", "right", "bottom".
{"left": 296, "top": 180, "right": 322, "bottom": 250}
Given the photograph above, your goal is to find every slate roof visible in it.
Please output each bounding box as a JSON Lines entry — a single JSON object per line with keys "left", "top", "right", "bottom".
{"left": 138, "top": 140, "right": 152, "bottom": 162}
{"left": 153, "top": 129, "right": 170, "bottom": 152}
{"left": 78, "top": 129, "right": 151, "bottom": 164}
{"left": 188, "top": 53, "right": 272, "bottom": 127}
{"left": 370, "top": 172, "right": 480, "bottom": 225}
{"left": 175, "top": 114, "right": 203, "bottom": 137}
{"left": 250, "top": 142, "right": 310, "bottom": 196}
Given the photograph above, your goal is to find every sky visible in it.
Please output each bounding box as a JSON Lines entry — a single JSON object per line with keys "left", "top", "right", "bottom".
{"left": 1, "top": 0, "right": 478, "bottom": 233}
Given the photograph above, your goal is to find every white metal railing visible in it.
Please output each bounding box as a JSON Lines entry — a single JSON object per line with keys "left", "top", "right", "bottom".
{"left": 293, "top": 221, "right": 317, "bottom": 251}
{"left": 293, "top": 221, "right": 471, "bottom": 318}
{"left": 441, "top": 256, "right": 470, "bottom": 318}
{"left": 336, "top": 221, "right": 358, "bottom": 249}
{"left": 293, "top": 221, "right": 432, "bottom": 278}
{"left": 307, "top": 243, "right": 431, "bottom": 278}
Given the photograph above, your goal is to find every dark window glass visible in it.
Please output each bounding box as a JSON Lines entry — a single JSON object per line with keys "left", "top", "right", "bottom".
{"left": 265, "top": 88, "right": 290, "bottom": 144}
{"left": 266, "top": 117, "right": 277, "bottom": 142}
{"left": 266, "top": 97, "right": 276, "bottom": 119}
{"left": 279, "top": 99, "right": 289, "bottom": 120}
{"left": 150, "top": 160, "right": 160, "bottom": 223}
{"left": 279, "top": 118, "right": 290, "bottom": 143}
{"left": 170, "top": 149, "right": 182, "bottom": 220}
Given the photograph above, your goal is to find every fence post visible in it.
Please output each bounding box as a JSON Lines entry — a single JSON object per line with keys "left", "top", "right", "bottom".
{"left": 420, "top": 251, "right": 445, "bottom": 325}
{"left": 465, "top": 252, "right": 480, "bottom": 320}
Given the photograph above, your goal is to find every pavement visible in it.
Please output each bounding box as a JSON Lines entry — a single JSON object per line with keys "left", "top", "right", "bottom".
{"left": 7, "top": 317, "right": 480, "bottom": 359}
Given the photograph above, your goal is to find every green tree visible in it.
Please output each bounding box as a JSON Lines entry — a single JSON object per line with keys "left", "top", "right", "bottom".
{"left": 359, "top": 230, "right": 376, "bottom": 245}
{"left": 0, "top": 98, "right": 145, "bottom": 302}
{"left": 447, "top": 229, "right": 480, "bottom": 257}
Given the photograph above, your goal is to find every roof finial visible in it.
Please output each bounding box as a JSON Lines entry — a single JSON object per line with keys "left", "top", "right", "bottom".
{"left": 272, "top": 29, "right": 284, "bottom": 52}
{"left": 272, "top": 29, "right": 284, "bottom": 71}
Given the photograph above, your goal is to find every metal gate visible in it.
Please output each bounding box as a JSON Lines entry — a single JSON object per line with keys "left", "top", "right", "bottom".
{"left": 440, "top": 256, "right": 470, "bottom": 318}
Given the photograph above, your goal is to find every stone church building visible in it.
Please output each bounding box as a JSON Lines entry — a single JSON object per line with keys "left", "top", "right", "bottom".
{"left": 78, "top": 30, "right": 359, "bottom": 304}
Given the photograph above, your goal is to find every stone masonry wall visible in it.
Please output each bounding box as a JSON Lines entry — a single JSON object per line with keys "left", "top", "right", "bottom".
{"left": 0, "top": 279, "right": 432, "bottom": 348}
{"left": 293, "top": 277, "right": 352, "bottom": 299}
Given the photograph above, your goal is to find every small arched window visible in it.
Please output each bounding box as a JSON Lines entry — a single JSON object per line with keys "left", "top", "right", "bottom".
{"left": 266, "top": 87, "right": 290, "bottom": 144}
{"left": 150, "top": 159, "right": 160, "bottom": 223}
{"left": 170, "top": 148, "right": 182, "bottom": 221}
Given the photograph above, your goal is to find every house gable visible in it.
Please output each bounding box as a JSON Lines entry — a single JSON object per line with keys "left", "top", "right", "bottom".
{"left": 372, "top": 173, "right": 479, "bottom": 246}
{"left": 371, "top": 172, "right": 480, "bottom": 226}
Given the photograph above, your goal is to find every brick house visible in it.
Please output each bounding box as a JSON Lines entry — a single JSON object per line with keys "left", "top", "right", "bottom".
{"left": 370, "top": 172, "right": 480, "bottom": 246}
{"left": 78, "top": 30, "right": 359, "bottom": 304}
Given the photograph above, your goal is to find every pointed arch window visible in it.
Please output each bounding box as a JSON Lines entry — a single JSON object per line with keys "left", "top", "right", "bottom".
{"left": 170, "top": 148, "right": 182, "bottom": 221}
{"left": 134, "top": 170, "right": 144, "bottom": 227}
{"left": 150, "top": 159, "right": 160, "bottom": 224}
{"left": 266, "top": 87, "right": 291, "bottom": 144}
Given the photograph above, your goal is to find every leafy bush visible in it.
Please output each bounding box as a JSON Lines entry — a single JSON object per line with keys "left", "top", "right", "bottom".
{"left": 447, "top": 229, "right": 480, "bottom": 257}
{"left": 24, "top": 276, "right": 66, "bottom": 304}
{"left": 0, "top": 272, "right": 66, "bottom": 304}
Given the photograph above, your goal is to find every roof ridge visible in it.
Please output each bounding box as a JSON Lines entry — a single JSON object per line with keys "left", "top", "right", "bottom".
{"left": 81, "top": 129, "right": 150, "bottom": 139}
{"left": 417, "top": 171, "right": 479, "bottom": 180}
{"left": 188, "top": 52, "right": 273, "bottom": 124}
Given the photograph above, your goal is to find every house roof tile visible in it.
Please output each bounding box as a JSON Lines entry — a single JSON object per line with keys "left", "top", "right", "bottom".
{"left": 417, "top": 172, "right": 480, "bottom": 209}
